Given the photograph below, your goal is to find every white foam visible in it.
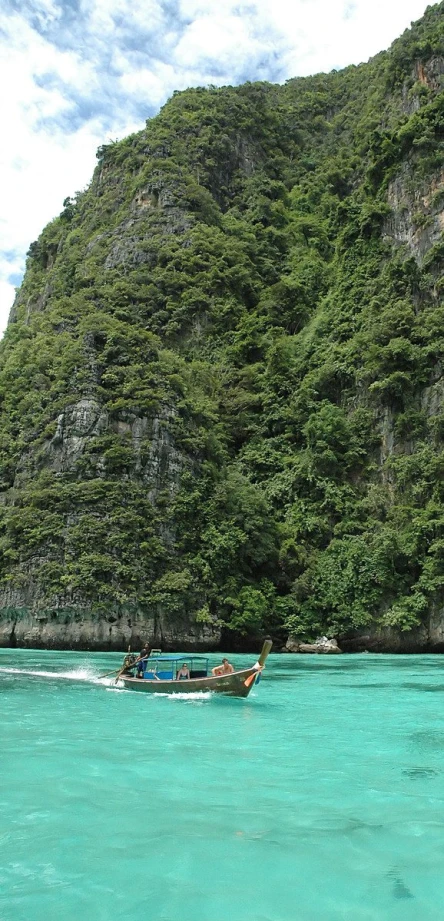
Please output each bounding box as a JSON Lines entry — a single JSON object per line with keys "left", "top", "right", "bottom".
{"left": 155, "top": 691, "right": 213, "bottom": 701}
{"left": 0, "top": 669, "right": 214, "bottom": 697}
{"left": 0, "top": 666, "right": 99, "bottom": 683}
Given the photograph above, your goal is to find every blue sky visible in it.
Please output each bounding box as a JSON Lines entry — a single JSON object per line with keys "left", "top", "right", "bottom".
{"left": 0, "top": 0, "right": 432, "bottom": 335}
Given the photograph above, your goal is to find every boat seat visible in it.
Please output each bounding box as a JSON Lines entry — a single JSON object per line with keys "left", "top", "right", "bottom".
{"left": 190, "top": 670, "right": 207, "bottom": 678}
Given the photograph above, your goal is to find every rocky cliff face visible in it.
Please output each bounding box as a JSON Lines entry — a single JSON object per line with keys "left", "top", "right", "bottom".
{"left": 1, "top": 4, "right": 444, "bottom": 650}
{"left": 385, "top": 164, "right": 444, "bottom": 264}
{"left": 0, "top": 606, "right": 221, "bottom": 651}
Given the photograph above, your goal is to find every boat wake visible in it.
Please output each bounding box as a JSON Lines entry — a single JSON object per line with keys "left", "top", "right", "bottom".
{"left": 0, "top": 665, "right": 107, "bottom": 684}
{"left": 155, "top": 691, "right": 213, "bottom": 701}
{"left": 1, "top": 671, "right": 218, "bottom": 698}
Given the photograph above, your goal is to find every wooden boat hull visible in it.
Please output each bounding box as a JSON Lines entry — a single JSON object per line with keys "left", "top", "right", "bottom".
{"left": 120, "top": 666, "right": 261, "bottom": 698}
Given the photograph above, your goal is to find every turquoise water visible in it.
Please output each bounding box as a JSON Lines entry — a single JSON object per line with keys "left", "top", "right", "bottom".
{"left": 2, "top": 651, "right": 444, "bottom": 920}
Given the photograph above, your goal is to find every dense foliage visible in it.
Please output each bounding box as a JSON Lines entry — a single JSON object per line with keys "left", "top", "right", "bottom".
{"left": 1, "top": 3, "right": 444, "bottom": 646}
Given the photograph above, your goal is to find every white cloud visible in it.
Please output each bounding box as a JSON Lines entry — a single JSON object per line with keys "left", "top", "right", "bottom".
{"left": 0, "top": 11, "right": 141, "bottom": 332}
{"left": 119, "top": 61, "right": 178, "bottom": 105}
{"left": 28, "top": 0, "right": 61, "bottom": 29}
{"left": 173, "top": 13, "right": 272, "bottom": 72}
{"left": 85, "top": 0, "right": 165, "bottom": 36}
{"left": 0, "top": 0, "right": 432, "bottom": 335}
{"left": 0, "top": 280, "right": 18, "bottom": 321}
{"left": 271, "top": 0, "right": 436, "bottom": 75}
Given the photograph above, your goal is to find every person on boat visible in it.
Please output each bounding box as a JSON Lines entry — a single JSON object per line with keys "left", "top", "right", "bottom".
{"left": 176, "top": 663, "right": 190, "bottom": 680}
{"left": 212, "top": 657, "right": 234, "bottom": 676}
{"left": 122, "top": 649, "right": 137, "bottom": 675}
{"left": 136, "top": 644, "right": 150, "bottom": 679}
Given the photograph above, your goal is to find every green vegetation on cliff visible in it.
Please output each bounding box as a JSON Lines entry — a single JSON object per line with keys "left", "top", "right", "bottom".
{"left": 1, "top": 4, "right": 444, "bottom": 648}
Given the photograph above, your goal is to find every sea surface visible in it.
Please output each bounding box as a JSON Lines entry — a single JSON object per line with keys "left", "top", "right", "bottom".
{"left": 2, "top": 650, "right": 444, "bottom": 920}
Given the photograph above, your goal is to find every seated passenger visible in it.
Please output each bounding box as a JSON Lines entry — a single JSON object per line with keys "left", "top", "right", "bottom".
{"left": 176, "top": 663, "right": 190, "bottom": 680}
{"left": 212, "top": 657, "right": 234, "bottom": 676}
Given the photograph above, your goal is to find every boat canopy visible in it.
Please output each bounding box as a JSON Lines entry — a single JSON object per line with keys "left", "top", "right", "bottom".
{"left": 144, "top": 655, "right": 208, "bottom": 662}
{"left": 141, "top": 655, "right": 209, "bottom": 680}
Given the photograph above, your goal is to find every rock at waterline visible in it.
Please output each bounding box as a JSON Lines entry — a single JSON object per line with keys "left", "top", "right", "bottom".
{"left": 286, "top": 636, "right": 342, "bottom": 654}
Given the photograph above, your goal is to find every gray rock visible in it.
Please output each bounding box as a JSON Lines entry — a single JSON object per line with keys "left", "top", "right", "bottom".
{"left": 285, "top": 636, "right": 342, "bottom": 654}
{"left": 384, "top": 163, "right": 444, "bottom": 265}
{"left": 48, "top": 398, "right": 109, "bottom": 473}
{"left": 0, "top": 604, "right": 222, "bottom": 651}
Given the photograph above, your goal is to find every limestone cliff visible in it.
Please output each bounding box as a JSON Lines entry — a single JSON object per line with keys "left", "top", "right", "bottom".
{"left": 1, "top": 4, "right": 444, "bottom": 650}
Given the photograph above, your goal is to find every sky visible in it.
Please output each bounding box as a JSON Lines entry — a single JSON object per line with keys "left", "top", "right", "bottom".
{"left": 0, "top": 0, "right": 433, "bottom": 335}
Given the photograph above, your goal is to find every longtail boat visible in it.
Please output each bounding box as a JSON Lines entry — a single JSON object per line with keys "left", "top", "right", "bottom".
{"left": 118, "top": 639, "right": 272, "bottom": 698}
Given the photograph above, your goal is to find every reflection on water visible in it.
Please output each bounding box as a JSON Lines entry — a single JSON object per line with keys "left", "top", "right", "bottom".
{"left": 338, "top": 682, "right": 444, "bottom": 692}
{"left": 409, "top": 729, "right": 444, "bottom": 752}
{"left": 387, "top": 869, "right": 415, "bottom": 901}
{"left": 2, "top": 650, "right": 444, "bottom": 921}
{"left": 402, "top": 767, "right": 439, "bottom": 779}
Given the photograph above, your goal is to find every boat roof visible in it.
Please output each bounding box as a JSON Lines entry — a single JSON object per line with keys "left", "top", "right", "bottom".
{"left": 147, "top": 655, "right": 208, "bottom": 661}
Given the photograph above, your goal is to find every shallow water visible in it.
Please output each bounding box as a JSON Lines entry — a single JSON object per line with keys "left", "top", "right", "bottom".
{"left": 2, "top": 650, "right": 444, "bottom": 920}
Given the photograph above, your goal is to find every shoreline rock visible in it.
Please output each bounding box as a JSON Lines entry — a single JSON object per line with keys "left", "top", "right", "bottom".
{"left": 285, "top": 636, "right": 342, "bottom": 654}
